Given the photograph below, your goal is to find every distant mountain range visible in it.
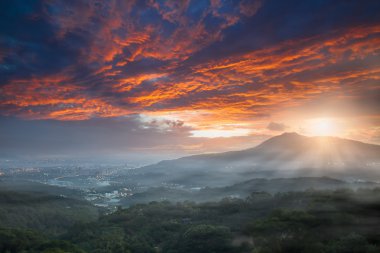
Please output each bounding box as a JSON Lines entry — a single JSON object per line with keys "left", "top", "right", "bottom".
{"left": 136, "top": 133, "right": 380, "bottom": 187}
{"left": 122, "top": 176, "right": 380, "bottom": 205}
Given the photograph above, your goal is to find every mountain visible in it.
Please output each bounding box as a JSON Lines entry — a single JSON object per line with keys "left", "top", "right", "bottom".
{"left": 136, "top": 133, "right": 380, "bottom": 187}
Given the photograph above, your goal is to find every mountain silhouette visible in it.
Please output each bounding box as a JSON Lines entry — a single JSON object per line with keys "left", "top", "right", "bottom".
{"left": 137, "top": 133, "right": 380, "bottom": 187}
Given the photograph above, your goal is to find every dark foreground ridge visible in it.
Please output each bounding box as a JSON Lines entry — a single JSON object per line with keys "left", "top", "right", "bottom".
{"left": 1, "top": 187, "right": 380, "bottom": 253}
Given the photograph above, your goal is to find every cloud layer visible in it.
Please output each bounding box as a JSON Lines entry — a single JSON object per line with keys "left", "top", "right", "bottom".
{"left": 1, "top": 0, "right": 379, "bottom": 120}
{"left": 0, "top": 0, "right": 380, "bottom": 156}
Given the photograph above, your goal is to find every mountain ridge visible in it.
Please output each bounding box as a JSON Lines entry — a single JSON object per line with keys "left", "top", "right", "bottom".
{"left": 154, "top": 132, "right": 379, "bottom": 162}
{"left": 137, "top": 133, "right": 380, "bottom": 187}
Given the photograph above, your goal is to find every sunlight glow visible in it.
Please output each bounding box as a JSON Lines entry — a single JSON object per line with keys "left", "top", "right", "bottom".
{"left": 191, "top": 128, "right": 251, "bottom": 138}
{"left": 309, "top": 118, "right": 338, "bottom": 136}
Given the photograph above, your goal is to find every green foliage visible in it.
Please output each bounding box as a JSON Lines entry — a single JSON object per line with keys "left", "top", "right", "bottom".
{"left": 324, "top": 233, "right": 380, "bottom": 253}
{"left": 0, "top": 228, "right": 85, "bottom": 253}
{"left": 1, "top": 188, "right": 380, "bottom": 253}
{"left": 178, "top": 225, "right": 233, "bottom": 253}
{"left": 0, "top": 191, "right": 98, "bottom": 235}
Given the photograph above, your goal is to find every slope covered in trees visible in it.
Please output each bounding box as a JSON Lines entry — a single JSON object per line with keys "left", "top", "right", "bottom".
{"left": 1, "top": 188, "right": 379, "bottom": 253}
{"left": 0, "top": 189, "right": 99, "bottom": 235}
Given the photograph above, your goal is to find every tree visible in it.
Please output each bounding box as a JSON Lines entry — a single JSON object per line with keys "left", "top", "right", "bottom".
{"left": 177, "top": 225, "right": 234, "bottom": 253}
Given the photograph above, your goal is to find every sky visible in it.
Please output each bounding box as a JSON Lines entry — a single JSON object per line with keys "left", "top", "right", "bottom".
{"left": 0, "top": 0, "right": 380, "bottom": 161}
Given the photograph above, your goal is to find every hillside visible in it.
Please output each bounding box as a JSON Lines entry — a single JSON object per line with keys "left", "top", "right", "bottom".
{"left": 136, "top": 133, "right": 380, "bottom": 187}
{"left": 0, "top": 181, "right": 99, "bottom": 235}
{"left": 121, "top": 177, "right": 380, "bottom": 205}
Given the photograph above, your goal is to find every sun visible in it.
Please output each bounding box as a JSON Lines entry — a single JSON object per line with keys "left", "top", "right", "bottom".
{"left": 309, "top": 118, "right": 337, "bottom": 136}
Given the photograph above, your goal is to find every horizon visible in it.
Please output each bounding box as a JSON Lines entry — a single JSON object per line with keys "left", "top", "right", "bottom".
{"left": 1, "top": 131, "right": 378, "bottom": 167}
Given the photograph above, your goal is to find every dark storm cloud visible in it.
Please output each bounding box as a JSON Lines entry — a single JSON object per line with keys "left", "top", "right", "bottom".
{"left": 185, "top": 0, "right": 380, "bottom": 63}
{"left": 0, "top": 0, "right": 89, "bottom": 85}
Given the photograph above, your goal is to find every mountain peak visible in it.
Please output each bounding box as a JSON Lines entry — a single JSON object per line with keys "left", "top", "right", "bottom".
{"left": 255, "top": 132, "right": 306, "bottom": 150}
{"left": 279, "top": 132, "right": 301, "bottom": 137}
{"left": 140, "top": 132, "right": 380, "bottom": 187}
{"left": 275, "top": 132, "right": 304, "bottom": 140}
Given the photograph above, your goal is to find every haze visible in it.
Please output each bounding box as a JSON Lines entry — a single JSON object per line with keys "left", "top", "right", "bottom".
{"left": 1, "top": 2, "right": 380, "bottom": 252}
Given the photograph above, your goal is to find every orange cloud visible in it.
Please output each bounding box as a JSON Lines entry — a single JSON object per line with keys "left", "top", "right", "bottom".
{"left": 1, "top": 18, "right": 379, "bottom": 132}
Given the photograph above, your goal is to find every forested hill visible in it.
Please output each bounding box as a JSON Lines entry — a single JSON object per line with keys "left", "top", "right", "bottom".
{"left": 1, "top": 188, "right": 380, "bottom": 253}
{"left": 0, "top": 189, "right": 98, "bottom": 235}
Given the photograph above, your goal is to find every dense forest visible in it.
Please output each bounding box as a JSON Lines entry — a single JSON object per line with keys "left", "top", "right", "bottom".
{"left": 1, "top": 187, "right": 380, "bottom": 253}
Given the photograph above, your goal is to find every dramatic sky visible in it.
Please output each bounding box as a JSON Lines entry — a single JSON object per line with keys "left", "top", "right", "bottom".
{"left": 0, "top": 0, "right": 380, "bottom": 161}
